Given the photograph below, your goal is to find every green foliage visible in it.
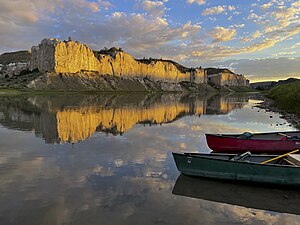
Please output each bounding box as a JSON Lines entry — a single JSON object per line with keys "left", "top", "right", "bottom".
{"left": 268, "top": 81, "right": 300, "bottom": 115}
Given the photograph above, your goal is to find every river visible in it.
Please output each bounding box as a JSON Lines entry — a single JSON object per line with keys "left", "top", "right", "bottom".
{"left": 0, "top": 93, "right": 299, "bottom": 225}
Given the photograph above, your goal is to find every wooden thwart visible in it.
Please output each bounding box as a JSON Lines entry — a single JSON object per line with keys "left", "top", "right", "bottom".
{"left": 278, "top": 132, "right": 291, "bottom": 138}
{"left": 287, "top": 154, "right": 300, "bottom": 166}
{"left": 260, "top": 149, "right": 299, "bottom": 165}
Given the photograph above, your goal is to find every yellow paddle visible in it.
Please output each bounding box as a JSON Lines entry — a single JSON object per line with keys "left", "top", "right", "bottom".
{"left": 260, "top": 149, "right": 299, "bottom": 164}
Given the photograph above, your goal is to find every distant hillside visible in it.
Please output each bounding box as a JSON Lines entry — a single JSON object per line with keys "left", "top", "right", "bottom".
{"left": 251, "top": 78, "right": 300, "bottom": 90}
{"left": 137, "top": 58, "right": 191, "bottom": 73}
{"left": 268, "top": 80, "right": 300, "bottom": 115}
{"left": 0, "top": 51, "right": 31, "bottom": 65}
{"left": 205, "top": 68, "right": 235, "bottom": 75}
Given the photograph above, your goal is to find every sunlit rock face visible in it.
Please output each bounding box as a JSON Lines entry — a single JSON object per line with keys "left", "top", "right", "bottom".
{"left": 207, "top": 73, "right": 249, "bottom": 87}
{"left": 30, "top": 39, "right": 206, "bottom": 84}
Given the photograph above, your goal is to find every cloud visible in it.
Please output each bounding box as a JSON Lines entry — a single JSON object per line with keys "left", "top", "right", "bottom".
{"left": 247, "top": 13, "right": 261, "bottom": 20}
{"left": 272, "top": 7, "right": 298, "bottom": 21}
{"left": 186, "top": 0, "right": 205, "bottom": 5}
{"left": 229, "top": 24, "right": 245, "bottom": 29}
{"left": 0, "top": 0, "right": 299, "bottom": 82}
{"left": 202, "top": 6, "right": 226, "bottom": 16}
{"left": 228, "top": 5, "right": 236, "bottom": 11}
{"left": 292, "top": 0, "right": 300, "bottom": 7}
{"left": 290, "top": 42, "right": 300, "bottom": 49}
{"left": 209, "top": 26, "right": 236, "bottom": 42}
{"left": 142, "top": 0, "right": 167, "bottom": 17}
{"left": 240, "top": 30, "right": 262, "bottom": 42}
{"left": 260, "top": 2, "right": 273, "bottom": 10}
{"left": 0, "top": 0, "right": 113, "bottom": 52}
{"left": 272, "top": 51, "right": 296, "bottom": 57}
{"left": 213, "top": 57, "right": 300, "bottom": 82}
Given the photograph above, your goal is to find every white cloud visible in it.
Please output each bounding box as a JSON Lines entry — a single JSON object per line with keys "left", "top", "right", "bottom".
{"left": 240, "top": 30, "right": 262, "bottom": 42}
{"left": 247, "top": 13, "right": 260, "bottom": 20}
{"left": 272, "top": 51, "right": 296, "bottom": 57}
{"left": 202, "top": 6, "right": 226, "bottom": 16}
{"left": 216, "top": 57, "right": 300, "bottom": 82}
{"left": 186, "top": 0, "right": 205, "bottom": 5}
{"left": 228, "top": 5, "right": 236, "bottom": 11}
{"left": 0, "top": 0, "right": 300, "bottom": 75}
{"left": 260, "top": 2, "right": 273, "bottom": 10}
{"left": 292, "top": 0, "right": 300, "bottom": 7}
{"left": 290, "top": 42, "right": 300, "bottom": 49}
{"left": 142, "top": 0, "right": 167, "bottom": 17}
{"left": 209, "top": 26, "right": 236, "bottom": 42}
{"left": 252, "top": 30, "right": 262, "bottom": 39}
{"left": 230, "top": 24, "right": 245, "bottom": 29}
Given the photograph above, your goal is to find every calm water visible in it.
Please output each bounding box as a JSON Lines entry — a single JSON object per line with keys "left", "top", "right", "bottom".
{"left": 0, "top": 93, "right": 299, "bottom": 225}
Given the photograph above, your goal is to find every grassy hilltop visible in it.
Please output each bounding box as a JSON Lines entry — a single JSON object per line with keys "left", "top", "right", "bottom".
{"left": 268, "top": 81, "right": 300, "bottom": 115}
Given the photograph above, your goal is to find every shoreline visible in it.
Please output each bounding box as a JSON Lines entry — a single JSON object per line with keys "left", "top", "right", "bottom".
{"left": 256, "top": 94, "right": 300, "bottom": 129}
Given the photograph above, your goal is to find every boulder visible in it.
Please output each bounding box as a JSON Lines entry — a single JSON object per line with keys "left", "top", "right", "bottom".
{"left": 0, "top": 62, "right": 30, "bottom": 78}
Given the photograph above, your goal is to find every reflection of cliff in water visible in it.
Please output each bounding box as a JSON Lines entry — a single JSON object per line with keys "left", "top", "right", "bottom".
{"left": 0, "top": 94, "right": 249, "bottom": 144}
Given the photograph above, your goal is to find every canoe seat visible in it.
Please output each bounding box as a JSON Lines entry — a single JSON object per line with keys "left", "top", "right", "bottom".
{"left": 238, "top": 132, "right": 253, "bottom": 139}
{"left": 230, "top": 151, "right": 251, "bottom": 161}
{"left": 286, "top": 155, "right": 300, "bottom": 166}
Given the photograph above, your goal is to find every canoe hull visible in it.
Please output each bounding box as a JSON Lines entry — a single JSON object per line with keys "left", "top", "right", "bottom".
{"left": 172, "top": 153, "right": 300, "bottom": 187}
{"left": 206, "top": 132, "right": 300, "bottom": 153}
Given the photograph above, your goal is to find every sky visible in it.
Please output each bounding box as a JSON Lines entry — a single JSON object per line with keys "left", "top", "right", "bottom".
{"left": 0, "top": 0, "right": 300, "bottom": 82}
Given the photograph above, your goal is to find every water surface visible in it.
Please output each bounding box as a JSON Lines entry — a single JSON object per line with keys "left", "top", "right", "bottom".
{"left": 0, "top": 93, "right": 299, "bottom": 225}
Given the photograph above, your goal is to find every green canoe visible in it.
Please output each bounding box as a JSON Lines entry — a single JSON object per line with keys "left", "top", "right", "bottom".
{"left": 172, "top": 152, "right": 300, "bottom": 186}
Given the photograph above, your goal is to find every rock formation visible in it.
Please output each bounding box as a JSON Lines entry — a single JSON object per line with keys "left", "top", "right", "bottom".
{"left": 30, "top": 39, "right": 206, "bottom": 83}
{"left": 0, "top": 38, "right": 250, "bottom": 91}
{"left": 206, "top": 68, "right": 249, "bottom": 87}
{"left": 0, "top": 62, "right": 30, "bottom": 78}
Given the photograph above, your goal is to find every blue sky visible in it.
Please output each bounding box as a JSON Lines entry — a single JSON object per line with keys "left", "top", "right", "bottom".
{"left": 0, "top": 0, "right": 300, "bottom": 81}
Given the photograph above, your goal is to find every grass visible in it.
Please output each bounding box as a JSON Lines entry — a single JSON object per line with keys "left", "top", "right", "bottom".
{"left": 268, "top": 81, "right": 300, "bottom": 115}
{"left": 0, "top": 89, "right": 22, "bottom": 95}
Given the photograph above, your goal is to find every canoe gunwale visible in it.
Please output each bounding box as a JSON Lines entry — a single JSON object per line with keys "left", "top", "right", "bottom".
{"left": 176, "top": 152, "right": 299, "bottom": 169}
{"left": 205, "top": 132, "right": 300, "bottom": 140}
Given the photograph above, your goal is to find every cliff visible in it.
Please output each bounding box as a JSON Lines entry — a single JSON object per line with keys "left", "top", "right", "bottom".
{"left": 30, "top": 39, "right": 206, "bottom": 83}
{"left": 207, "top": 72, "right": 249, "bottom": 87}
{"left": 0, "top": 38, "right": 250, "bottom": 91}
{"left": 205, "top": 67, "right": 249, "bottom": 87}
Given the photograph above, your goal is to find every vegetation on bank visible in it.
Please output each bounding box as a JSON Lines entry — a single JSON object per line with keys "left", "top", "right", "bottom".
{"left": 268, "top": 81, "right": 300, "bottom": 115}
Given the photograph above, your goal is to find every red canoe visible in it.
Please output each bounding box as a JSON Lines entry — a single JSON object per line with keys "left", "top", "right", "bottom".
{"left": 206, "top": 131, "right": 300, "bottom": 153}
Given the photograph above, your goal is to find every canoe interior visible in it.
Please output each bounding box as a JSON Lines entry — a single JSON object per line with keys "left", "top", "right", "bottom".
{"left": 184, "top": 152, "right": 299, "bottom": 166}
{"left": 211, "top": 131, "right": 300, "bottom": 140}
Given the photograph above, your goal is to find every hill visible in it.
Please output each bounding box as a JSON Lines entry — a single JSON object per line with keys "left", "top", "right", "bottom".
{"left": 268, "top": 81, "right": 300, "bottom": 115}
{"left": 0, "top": 51, "right": 31, "bottom": 65}
{"left": 251, "top": 78, "right": 300, "bottom": 90}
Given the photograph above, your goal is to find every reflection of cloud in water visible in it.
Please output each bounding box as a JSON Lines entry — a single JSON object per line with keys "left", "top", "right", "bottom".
{"left": 0, "top": 114, "right": 299, "bottom": 224}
